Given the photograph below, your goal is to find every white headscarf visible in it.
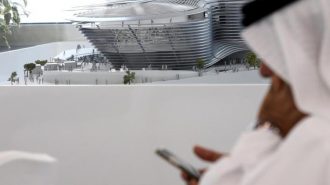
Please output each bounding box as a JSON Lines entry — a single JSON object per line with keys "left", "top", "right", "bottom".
{"left": 199, "top": 3, "right": 330, "bottom": 185}
{"left": 242, "top": 0, "right": 330, "bottom": 121}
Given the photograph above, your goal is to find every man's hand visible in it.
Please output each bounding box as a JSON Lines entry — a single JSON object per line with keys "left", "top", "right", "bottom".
{"left": 258, "top": 75, "right": 307, "bottom": 137}
{"left": 181, "top": 145, "right": 225, "bottom": 185}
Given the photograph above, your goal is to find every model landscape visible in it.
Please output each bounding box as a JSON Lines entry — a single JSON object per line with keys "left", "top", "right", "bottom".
{"left": 0, "top": 0, "right": 265, "bottom": 85}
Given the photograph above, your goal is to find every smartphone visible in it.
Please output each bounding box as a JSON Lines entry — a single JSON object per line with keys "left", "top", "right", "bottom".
{"left": 155, "top": 149, "right": 201, "bottom": 180}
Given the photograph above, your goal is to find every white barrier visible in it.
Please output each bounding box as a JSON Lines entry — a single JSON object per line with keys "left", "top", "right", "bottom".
{"left": 0, "top": 85, "right": 268, "bottom": 185}
{"left": 44, "top": 70, "right": 199, "bottom": 85}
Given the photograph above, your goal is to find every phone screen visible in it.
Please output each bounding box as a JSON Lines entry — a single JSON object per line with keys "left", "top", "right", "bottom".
{"left": 156, "top": 149, "right": 200, "bottom": 180}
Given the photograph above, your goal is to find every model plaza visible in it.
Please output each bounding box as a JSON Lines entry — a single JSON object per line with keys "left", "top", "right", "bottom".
{"left": 42, "top": 0, "right": 249, "bottom": 84}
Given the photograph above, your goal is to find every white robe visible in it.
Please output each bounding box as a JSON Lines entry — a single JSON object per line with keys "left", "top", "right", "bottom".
{"left": 0, "top": 151, "right": 57, "bottom": 185}
{"left": 201, "top": 117, "right": 330, "bottom": 185}
{"left": 200, "top": 0, "right": 330, "bottom": 184}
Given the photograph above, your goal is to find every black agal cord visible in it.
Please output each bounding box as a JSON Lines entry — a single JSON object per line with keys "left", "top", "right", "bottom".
{"left": 242, "top": 0, "right": 299, "bottom": 27}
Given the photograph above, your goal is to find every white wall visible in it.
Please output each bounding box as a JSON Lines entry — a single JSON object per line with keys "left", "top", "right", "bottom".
{"left": 44, "top": 70, "right": 199, "bottom": 85}
{"left": 0, "top": 85, "right": 268, "bottom": 185}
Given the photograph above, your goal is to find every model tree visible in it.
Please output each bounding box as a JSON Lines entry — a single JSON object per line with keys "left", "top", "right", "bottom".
{"left": 8, "top": 71, "right": 17, "bottom": 85}
{"left": 35, "top": 59, "right": 48, "bottom": 66}
{"left": 245, "top": 52, "right": 261, "bottom": 69}
{"left": 123, "top": 70, "right": 135, "bottom": 85}
{"left": 0, "top": 0, "right": 28, "bottom": 48}
{"left": 24, "top": 63, "right": 36, "bottom": 77}
{"left": 196, "top": 58, "right": 205, "bottom": 76}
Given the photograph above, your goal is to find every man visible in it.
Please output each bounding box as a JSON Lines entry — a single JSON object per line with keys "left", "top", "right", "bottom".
{"left": 182, "top": 0, "right": 330, "bottom": 184}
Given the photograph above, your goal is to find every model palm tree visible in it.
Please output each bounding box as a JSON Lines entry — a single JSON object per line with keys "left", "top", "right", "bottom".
{"left": 24, "top": 63, "right": 35, "bottom": 77}
{"left": 0, "top": 0, "right": 28, "bottom": 48}
{"left": 123, "top": 71, "right": 135, "bottom": 85}
{"left": 196, "top": 58, "right": 205, "bottom": 76}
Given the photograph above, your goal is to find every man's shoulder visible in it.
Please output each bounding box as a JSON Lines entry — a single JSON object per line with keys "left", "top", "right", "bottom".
{"left": 284, "top": 116, "right": 330, "bottom": 153}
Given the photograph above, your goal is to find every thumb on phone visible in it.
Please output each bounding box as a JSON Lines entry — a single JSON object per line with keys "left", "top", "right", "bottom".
{"left": 193, "top": 145, "right": 224, "bottom": 162}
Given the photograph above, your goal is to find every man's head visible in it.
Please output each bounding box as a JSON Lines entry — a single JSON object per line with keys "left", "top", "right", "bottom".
{"left": 240, "top": 0, "right": 311, "bottom": 136}
{"left": 243, "top": 0, "right": 330, "bottom": 122}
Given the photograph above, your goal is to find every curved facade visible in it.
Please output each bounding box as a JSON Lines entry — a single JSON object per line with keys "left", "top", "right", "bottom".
{"left": 70, "top": 0, "right": 248, "bottom": 70}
